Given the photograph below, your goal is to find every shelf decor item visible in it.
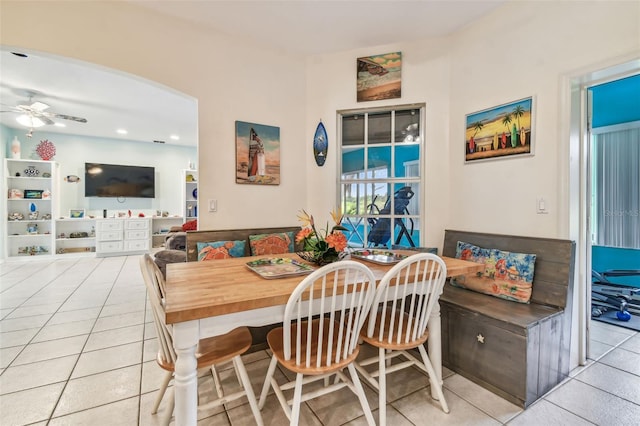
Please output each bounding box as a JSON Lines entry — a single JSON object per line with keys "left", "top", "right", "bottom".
{"left": 11, "top": 136, "right": 21, "bottom": 159}
{"left": 8, "top": 212, "right": 24, "bottom": 221}
{"left": 35, "top": 139, "right": 56, "bottom": 161}
{"left": 24, "top": 189, "right": 43, "bottom": 199}
{"left": 295, "top": 209, "right": 348, "bottom": 266}
{"left": 69, "top": 209, "right": 85, "bottom": 219}
{"left": 8, "top": 188, "right": 23, "bottom": 199}
{"left": 23, "top": 166, "right": 39, "bottom": 177}
{"left": 28, "top": 202, "right": 38, "bottom": 220}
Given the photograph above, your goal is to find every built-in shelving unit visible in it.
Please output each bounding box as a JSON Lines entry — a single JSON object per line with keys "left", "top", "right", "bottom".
{"left": 4, "top": 159, "right": 189, "bottom": 260}
{"left": 55, "top": 218, "right": 96, "bottom": 255}
{"left": 4, "top": 159, "right": 58, "bottom": 258}
{"left": 151, "top": 216, "right": 184, "bottom": 248}
{"left": 183, "top": 169, "right": 198, "bottom": 223}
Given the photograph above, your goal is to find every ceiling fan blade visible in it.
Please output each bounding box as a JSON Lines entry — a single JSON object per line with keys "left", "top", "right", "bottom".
{"left": 30, "top": 101, "right": 50, "bottom": 111}
{"left": 48, "top": 113, "right": 88, "bottom": 123}
{"left": 40, "top": 116, "right": 55, "bottom": 125}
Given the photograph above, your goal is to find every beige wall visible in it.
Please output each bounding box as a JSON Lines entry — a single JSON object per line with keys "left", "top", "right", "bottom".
{"left": 306, "top": 0, "right": 640, "bottom": 246}
{"left": 3, "top": 1, "right": 638, "bottom": 239}
{"left": 1, "top": 0, "right": 308, "bottom": 230}
{"left": 448, "top": 0, "right": 639, "bottom": 239}
{"left": 2, "top": 0, "right": 639, "bottom": 367}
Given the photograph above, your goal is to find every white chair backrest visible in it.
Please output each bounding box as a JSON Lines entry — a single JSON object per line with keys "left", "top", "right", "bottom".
{"left": 140, "top": 254, "right": 177, "bottom": 365}
{"left": 282, "top": 260, "right": 377, "bottom": 368}
{"left": 366, "top": 253, "right": 447, "bottom": 345}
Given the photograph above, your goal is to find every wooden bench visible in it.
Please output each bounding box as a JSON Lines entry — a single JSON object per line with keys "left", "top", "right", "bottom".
{"left": 185, "top": 226, "right": 302, "bottom": 261}
{"left": 439, "top": 229, "right": 576, "bottom": 408}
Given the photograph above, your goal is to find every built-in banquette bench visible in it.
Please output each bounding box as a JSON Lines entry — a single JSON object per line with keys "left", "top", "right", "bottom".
{"left": 184, "top": 226, "right": 302, "bottom": 352}
{"left": 185, "top": 226, "right": 302, "bottom": 261}
{"left": 440, "top": 229, "right": 576, "bottom": 408}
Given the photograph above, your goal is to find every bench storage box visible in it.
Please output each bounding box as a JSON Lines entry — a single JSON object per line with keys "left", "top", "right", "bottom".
{"left": 440, "top": 229, "right": 576, "bottom": 408}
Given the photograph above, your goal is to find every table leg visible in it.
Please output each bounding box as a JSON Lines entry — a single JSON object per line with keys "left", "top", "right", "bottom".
{"left": 428, "top": 302, "right": 442, "bottom": 400}
{"left": 172, "top": 320, "right": 200, "bottom": 426}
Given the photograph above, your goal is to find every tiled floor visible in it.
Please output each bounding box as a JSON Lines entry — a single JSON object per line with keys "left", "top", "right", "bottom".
{"left": 1, "top": 255, "right": 639, "bottom": 425}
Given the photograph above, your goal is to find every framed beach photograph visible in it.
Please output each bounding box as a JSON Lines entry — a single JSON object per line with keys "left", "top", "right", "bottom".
{"left": 465, "top": 96, "right": 535, "bottom": 163}
{"left": 69, "top": 209, "right": 85, "bottom": 219}
{"left": 235, "top": 120, "right": 280, "bottom": 185}
{"left": 357, "top": 52, "right": 402, "bottom": 102}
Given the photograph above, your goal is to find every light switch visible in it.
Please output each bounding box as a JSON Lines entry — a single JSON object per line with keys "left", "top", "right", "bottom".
{"left": 536, "top": 197, "right": 548, "bottom": 214}
{"left": 209, "top": 199, "right": 217, "bottom": 212}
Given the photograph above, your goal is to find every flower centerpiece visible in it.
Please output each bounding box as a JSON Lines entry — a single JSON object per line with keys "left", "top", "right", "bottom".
{"left": 296, "top": 209, "right": 348, "bottom": 266}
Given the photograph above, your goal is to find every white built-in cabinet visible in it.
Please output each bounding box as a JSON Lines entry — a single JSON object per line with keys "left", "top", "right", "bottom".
{"left": 95, "top": 218, "right": 151, "bottom": 257}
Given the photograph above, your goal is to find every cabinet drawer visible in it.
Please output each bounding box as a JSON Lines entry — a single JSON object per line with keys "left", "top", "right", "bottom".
{"left": 97, "top": 231, "right": 122, "bottom": 241}
{"left": 125, "top": 230, "right": 149, "bottom": 240}
{"left": 124, "top": 239, "right": 149, "bottom": 251}
{"left": 98, "top": 241, "right": 123, "bottom": 252}
{"left": 126, "top": 219, "right": 149, "bottom": 230}
{"left": 98, "top": 220, "right": 123, "bottom": 232}
{"left": 444, "top": 306, "right": 526, "bottom": 400}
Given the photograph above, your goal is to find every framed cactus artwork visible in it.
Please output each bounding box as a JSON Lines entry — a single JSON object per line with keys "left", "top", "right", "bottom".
{"left": 464, "top": 96, "right": 535, "bottom": 163}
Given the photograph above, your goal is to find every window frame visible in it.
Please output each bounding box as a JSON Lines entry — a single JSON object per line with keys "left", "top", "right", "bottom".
{"left": 337, "top": 103, "right": 426, "bottom": 248}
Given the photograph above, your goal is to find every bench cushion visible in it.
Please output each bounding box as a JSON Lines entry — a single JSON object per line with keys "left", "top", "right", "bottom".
{"left": 451, "top": 241, "right": 536, "bottom": 304}
{"left": 197, "top": 240, "right": 246, "bottom": 260}
{"left": 248, "top": 232, "right": 294, "bottom": 255}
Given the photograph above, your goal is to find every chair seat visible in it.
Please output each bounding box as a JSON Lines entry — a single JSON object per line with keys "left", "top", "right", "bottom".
{"left": 267, "top": 318, "right": 360, "bottom": 375}
{"left": 361, "top": 307, "right": 429, "bottom": 350}
{"left": 156, "top": 327, "right": 252, "bottom": 371}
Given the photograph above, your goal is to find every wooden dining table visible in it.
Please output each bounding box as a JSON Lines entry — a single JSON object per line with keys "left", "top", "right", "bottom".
{"left": 165, "top": 252, "right": 484, "bottom": 425}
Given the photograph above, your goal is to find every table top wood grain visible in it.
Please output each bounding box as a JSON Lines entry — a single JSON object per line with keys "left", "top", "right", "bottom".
{"left": 165, "top": 252, "right": 484, "bottom": 324}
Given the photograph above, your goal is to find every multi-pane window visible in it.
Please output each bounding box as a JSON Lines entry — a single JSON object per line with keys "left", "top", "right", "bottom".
{"left": 338, "top": 104, "right": 425, "bottom": 248}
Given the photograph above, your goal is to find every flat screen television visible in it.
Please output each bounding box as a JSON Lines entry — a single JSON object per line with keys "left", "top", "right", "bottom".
{"left": 85, "top": 163, "right": 155, "bottom": 198}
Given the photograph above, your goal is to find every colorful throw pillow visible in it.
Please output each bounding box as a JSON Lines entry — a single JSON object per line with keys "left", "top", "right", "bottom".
{"left": 182, "top": 219, "right": 197, "bottom": 231}
{"left": 197, "top": 240, "right": 246, "bottom": 261}
{"left": 249, "top": 232, "right": 294, "bottom": 256}
{"left": 451, "top": 241, "right": 536, "bottom": 303}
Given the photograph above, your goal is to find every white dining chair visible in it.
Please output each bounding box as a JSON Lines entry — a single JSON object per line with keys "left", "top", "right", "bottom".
{"left": 354, "top": 252, "right": 450, "bottom": 426}
{"left": 258, "top": 260, "right": 377, "bottom": 426}
{"left": 140, "top": 254, "right": 264, "bottom": 425}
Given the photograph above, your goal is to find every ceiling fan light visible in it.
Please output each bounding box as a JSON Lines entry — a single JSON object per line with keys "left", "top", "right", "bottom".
{"left": 54, "top": 122, "right": 66, "bottom": 128}
{"left": 16, "top": 114, "right": 46, "bottom": 128}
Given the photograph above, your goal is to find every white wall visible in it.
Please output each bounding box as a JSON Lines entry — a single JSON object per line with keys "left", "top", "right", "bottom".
{"left": 306, "top": 37, "right": 454, "bottom": 248}
{"left": 447, "top": 0, "right": 640, "bottom": 239}
{"left": 306, "top": 1, "right": 639, "bottom": 245}
{"left": 2, "top": 0, "right": 639, "bottom": 368}
{"left": 304, "top": 0, "right": 639, "bottom": 371}
{"left": 0, "top": 0, "right": 308, "bottom": 230}
{"left": 4, "top": 126, "right": 196, "bottom": 217}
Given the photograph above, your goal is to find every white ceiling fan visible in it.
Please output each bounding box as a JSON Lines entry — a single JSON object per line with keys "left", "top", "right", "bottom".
{"left": 1, "top": 95, "right": 88, "bottom": 135}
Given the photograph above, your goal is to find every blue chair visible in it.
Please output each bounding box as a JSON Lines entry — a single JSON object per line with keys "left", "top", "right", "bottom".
{"left": 367, "top": 186, "right": 416, "bottom": 247}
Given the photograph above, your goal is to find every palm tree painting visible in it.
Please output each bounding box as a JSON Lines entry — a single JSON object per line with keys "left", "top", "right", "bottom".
{"left": 465, "top": 97, "right": 534, "bottom": 163}
{"left": 468, "top": 121, "right": 484, "bottom": 153}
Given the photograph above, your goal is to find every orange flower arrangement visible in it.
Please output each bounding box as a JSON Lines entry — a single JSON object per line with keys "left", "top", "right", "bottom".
{"left": 296, "top": 209, "right": 348, "bottom": 265}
